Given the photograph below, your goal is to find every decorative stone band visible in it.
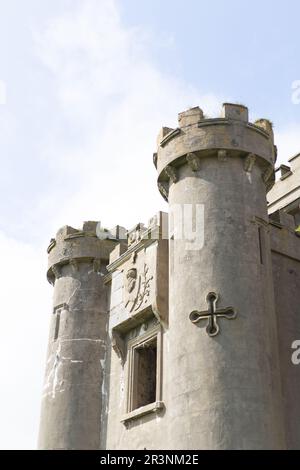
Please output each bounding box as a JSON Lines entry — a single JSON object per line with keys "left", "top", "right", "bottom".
{"left": 157, "top": 119, "right": 275, "bottom": 176}
{"left": 263, "top": 164, "right": 276, "bottom": 191}
{"left": 157, "top": 149, "right": 275, "bottom": 202}
{"left": 47, "top": 256, "right": 103, "bottom": 285}
{"left": 164, "top": 165, "right": 178, "bottom": 183}
{"left": 218, "top": 150, "right": 228, "bottom": 162}
{"left": 186, "top": 153, "right": 201, "bottom": 172}
{"left": 47, "top": 238, "right": 56, "bottom": 254}
{"left": 160, "top": 128, "right": 181, "bottom": 147}
{"left": 47, "top": 224, "right": 121, "bottom": 285}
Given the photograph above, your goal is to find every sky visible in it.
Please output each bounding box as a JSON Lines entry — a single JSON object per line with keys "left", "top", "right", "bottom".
{"left": 0, "top": 0, "right": 300, "bottom": 449}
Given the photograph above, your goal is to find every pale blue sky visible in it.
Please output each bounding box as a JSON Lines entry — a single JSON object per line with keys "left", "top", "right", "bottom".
{"left": 121, "top": 0, "right": 300, "bottom": 126}
{"left": 1, "top": 0, "right": 300, "bottom": 242}
{"left": 0, "top": 0, "right": 299, "bottom": 449}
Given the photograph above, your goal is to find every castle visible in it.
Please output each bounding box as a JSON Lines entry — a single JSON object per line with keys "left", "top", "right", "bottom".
{"left": 38, "top": 103, "right": 300, "bottom": 450}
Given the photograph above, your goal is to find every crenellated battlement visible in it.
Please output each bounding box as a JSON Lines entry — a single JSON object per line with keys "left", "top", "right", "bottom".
{"left": 47, "top": 221, "right": 126, "bottom": 285}
{"left": 268, "top": 152, "right": 300, "bottom": 220}
{"left": 155, "top": 103, "right": 276, "bottom": 201}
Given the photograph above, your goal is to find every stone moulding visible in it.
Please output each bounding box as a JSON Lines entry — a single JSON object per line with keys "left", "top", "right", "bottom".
{"left": 121, "top": 401, "right": 165, "bottom": 426}
{"left": 262, "top": 164, "right": 275, "bottom": 191}
{"left": 111, "top": 329, "right": 126, "bottom": 365}
{"left": 157, "top": 148, "right": 275, "bottom": 202}
{"left": 252, "top": 215, "right": 270, "bottom": 228}
{"left": 51, "top": 264, "right": 62, "bottom": 281}
{"left": 246, "top": 122, "right": 270, "bottom": 139}
{"left": 160, "top": 128, "right": 181, "bottom": 147}
{"left": 53, "top": 302, "right": 69, "bottom": 315}
{"left": 47, "top": 256, "right": 102, "bottom": 285}
{"left": 186, "top": 152, "right": 201, "bottom": 172}
{"left": 197, "top": 118, "right": 230, "bottom": 128}
{"left": 263, "top": 165, "right": 274, "bottom": 183}
{"left": 47, "top": 238, "right": 56, "bottom": 254}
{"left": 244, "top": 153, "right": 257, "bottom": 173}
{"left": 218, "top": 150, "right": 228, "bottom": 162}
{"left": 121, "top": 324, "right": 163, "bottom": 425}
{"left": 111, "top": 305, "right": 157, "bottom": 365}
{"left": 288, "top": 152, "right": 300, "bottom": 163}
{"left": 164, "top": 165, "right": 178, "bottom": 183}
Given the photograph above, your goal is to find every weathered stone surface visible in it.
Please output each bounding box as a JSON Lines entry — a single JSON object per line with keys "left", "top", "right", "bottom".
{"left": 107, "top": 212, "right": 169, "bottom": 332}
{"left": 39, "top": 103, "right": 300, "bottom": 450}
{"left": 221, "top": 103, "right": 249, "bottom": 122}
{"left": 153, "top": 104, "right": 285, "bottom": 450}
{"left": 270, "top": 219, "right": 300, "bottom": 449}
{"left": 38, "top": 222, "right": 122, "bottom": 450}
{"left": 164, "top": 163, "right": 284, "bottom": 448}
{"left": 268, "top": 153, "right": 300, "bottom": 217}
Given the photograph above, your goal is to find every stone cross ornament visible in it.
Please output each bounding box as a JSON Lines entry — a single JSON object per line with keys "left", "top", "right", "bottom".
{"left": 189, "top": 292, "right": 237, "bottom": 337}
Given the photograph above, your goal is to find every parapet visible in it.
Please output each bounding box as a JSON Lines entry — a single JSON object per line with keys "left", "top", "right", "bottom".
{"left": 108, "top": 212, "right": 169, "bottom": 267}
{"left": 268, "top": 152, "right": 300, "bottom": 216}
{"left": 47, "top": 221, "right": 127, "bottom": 285}
{"left": 155, "top": 103, "right": 276, "bottom": 201}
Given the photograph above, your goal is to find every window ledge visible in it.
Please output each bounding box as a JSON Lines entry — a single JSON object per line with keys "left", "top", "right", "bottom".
{"left": 121, "top": 401, "right": 164, "bottom": 424}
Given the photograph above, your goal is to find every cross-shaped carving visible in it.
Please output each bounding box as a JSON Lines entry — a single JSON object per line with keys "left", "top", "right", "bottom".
{"left": 189, "top": 292, "right": 237, "bottom": 337}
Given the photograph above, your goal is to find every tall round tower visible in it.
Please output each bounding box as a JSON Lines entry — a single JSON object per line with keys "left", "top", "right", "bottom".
{"left": 155, "top": 103, "right": 285, "bottom": 449}
{"left": 38, "top": 221, "right": 122, "bottom": 449}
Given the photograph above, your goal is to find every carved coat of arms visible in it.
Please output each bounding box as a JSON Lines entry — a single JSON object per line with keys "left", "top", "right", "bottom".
{"left": 124, "top": 262, "right": 153, "bottom": 313}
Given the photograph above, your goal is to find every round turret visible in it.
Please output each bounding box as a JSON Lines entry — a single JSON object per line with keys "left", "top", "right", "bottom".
{"left": 155, "top": 103, "right": 285, "bottom": 449}
{"left": 155, "top": 103, "right": 276, "bottom": 201}
{"left": 38, "top": 221, "right": 125, "bottom": 450}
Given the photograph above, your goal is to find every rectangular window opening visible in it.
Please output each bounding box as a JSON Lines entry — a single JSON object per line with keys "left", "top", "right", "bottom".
{"left": 54, "top": 312, "right": 61, "bottom": 341}
{"left": 123, "top": 324, "right": 164, "bottom": 423}
{"left": 132, "top": 337, "right": 157, "bottom": 410}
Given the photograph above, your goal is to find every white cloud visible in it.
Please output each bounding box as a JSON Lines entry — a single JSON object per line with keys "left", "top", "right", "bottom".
{"left": 34, "top": 0, "right": 223, "bottom": 231}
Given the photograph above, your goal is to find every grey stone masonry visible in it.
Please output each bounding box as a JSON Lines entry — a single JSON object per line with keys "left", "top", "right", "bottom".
{"left": 39, "top": 222, "right": 124, "bottom": 449}
{"left": 39, "top": 103, "right": 300, "bottom": 450}
{"left": 155, "top": 103, "right": 284, "bottom": 449}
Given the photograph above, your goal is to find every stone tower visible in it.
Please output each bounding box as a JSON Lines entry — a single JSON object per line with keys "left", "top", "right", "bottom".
{"left": 38, "top": 222, "right": 124, "bottom": 449}
{"left": 39, "top": 103, "right": 300, "bottom": 450}
{"left": 155, "top": 103, "right": 285, "bottom": 449}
